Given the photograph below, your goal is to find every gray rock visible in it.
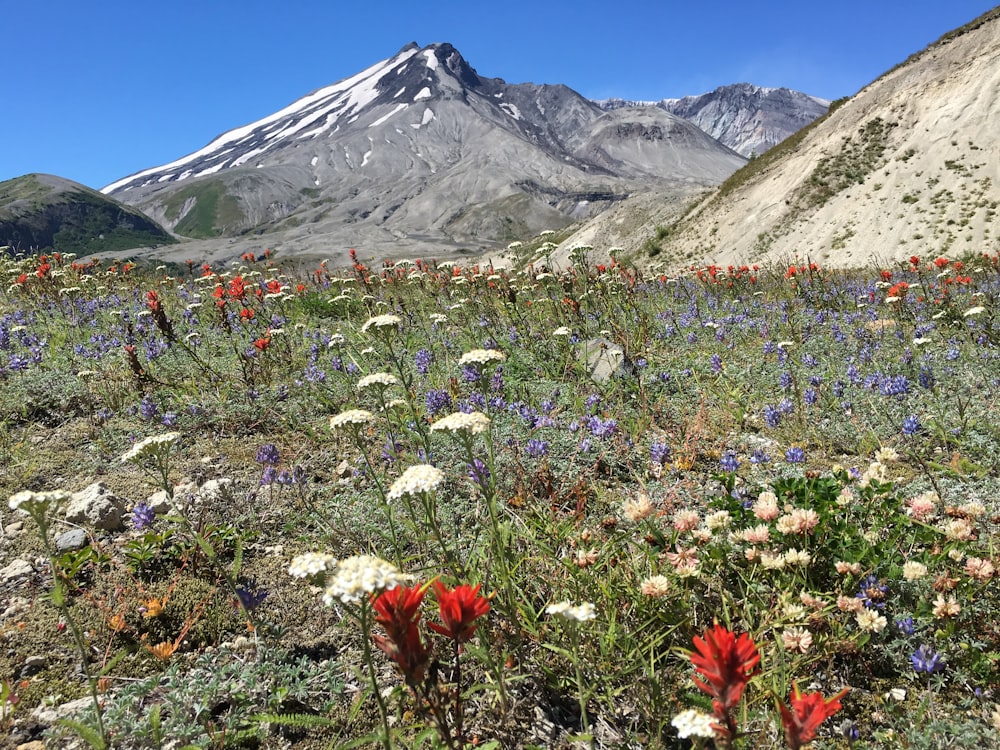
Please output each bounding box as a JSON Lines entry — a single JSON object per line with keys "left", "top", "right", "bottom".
{"left": 31, "top": 695, "right": 94, "bottom": 725}
{"left": 197, "top": 478, "right": 233, "bottom": 504}
{"left": 145, "top": 481, "right": 195, "bottom": 514}
{"left": 55, "top": 528, "right": 89, "bottom": 553}
{"left": 2, "top": 520, "right": 24, "bottom": 535}
{"left": 20, "top": 655, "right": 47, "bottom": 678}
{"left": 578, "top": 337, "right": 634, "bottom": 383}
{"left": 64, "top": 482, "right": 125, "bottom": 531}
{"left": 0, "top": 558, "right": 33, "bottom": 583}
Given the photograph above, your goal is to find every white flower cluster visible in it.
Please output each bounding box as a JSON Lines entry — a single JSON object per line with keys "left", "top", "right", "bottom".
{"left": 356, "top": 372, "right": 400, "bottom": 391}
{"left": 545, "top": 601, "right": 597, "bottom": 622}
{"left": 360, "top": 314, "right": 401, "bottom": 333}
{"left": 321, "top": 555, "right": 413, "bottom": 605}
{"left": 671, "top": 708, "right": 716, "bottom": 739}
{"left": 430, "top": 411, "right": 491, "bottom": 435}
{"left": 329, "top": 409, "right": 375, "bottom": 430}
{"left": 458, "top": 349, "right": 505, "bottom": 365}
{"left": 120, "top": 432, "right": 182, "bottom": 464}
{"left": 9, "top": 489, "right": 70, "bottom": 516}
{"left": 288, "top": 552, "right": 338, "bottom": 579}
{"left": 387, "top": 464, "right": 444, "bottom": 500}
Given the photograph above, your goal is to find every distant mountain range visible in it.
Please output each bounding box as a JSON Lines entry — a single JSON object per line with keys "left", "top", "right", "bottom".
{"left": 596, "top": 84, "right": 830, "bottom": 158}
{"left": 574, "top": 6, "right": 1000, "bottom": 269}
{"left": 3, "top": 42, "right": 830, "bottom": 262}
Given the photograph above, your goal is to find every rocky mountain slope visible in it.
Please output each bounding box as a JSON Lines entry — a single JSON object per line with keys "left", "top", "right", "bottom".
{"left": 597, "top": 84, "right": 829, "bottom": 158}
{"left": 0, "top": 174, "right": 173, "bottom": 256}
{"left": 103, "top": 43, "right": 745, "bottom": 264}
{"left": 564, "top": 8, "right": 1000, "bottom": 271}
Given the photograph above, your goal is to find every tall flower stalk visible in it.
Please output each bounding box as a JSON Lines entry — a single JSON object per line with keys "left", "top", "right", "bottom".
{"left": 9, "top": 491, "right": 109, "bottom": 748}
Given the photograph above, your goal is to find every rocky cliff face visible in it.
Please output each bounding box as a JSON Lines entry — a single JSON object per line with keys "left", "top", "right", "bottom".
{"left": 597, "top": 84, "right": 829, "bottom": 158}
{"left": 103, "top": 43, "right": 745, "bottom": 262}
{"left": 639, "top": 8, "right": 1000, "bottom": 269}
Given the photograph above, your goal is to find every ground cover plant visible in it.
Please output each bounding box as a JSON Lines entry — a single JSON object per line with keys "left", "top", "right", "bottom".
{"left": 0, "top": 245, "right": 998, "bottom": 749}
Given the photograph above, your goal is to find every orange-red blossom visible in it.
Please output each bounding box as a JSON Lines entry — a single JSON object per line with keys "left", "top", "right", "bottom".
{"left": 428, "top": 582, "right": 491, "bottom": 642}
{"left": 777, "top": 682, "right": 849, "bottom": 750}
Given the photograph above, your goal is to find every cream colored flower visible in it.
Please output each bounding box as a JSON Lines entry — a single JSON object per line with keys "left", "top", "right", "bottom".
{"left": 458, "top": 349, "right": 505, "bottom": 365}
{"left": 835, "top": 561, "right": 862, "bottom": 575}
{"left": 121, "top": 432, "right": 182, "bottom": 463}
{"left": 943, "top": 518, "right": 975, "bottom": 541}
{"left": 640, "top": 575, "right": 671, "bottom": 597}
{"left": 932, "top": 595, "right": 961, "bottom": 619}
{"left": 356, "top": 372, "right": 400, "bottom": 391}
{"left": 753, "top": 491, "right": 780, "bottom": 521}
{"left": 672, "top": 510, "right": 700, "bottom": 532}
{"left": 546, "top": 601, "right": 596, "bottom": 622}
{"left": 288, "top": 552, "right": 338, "bottom": 578}
{"left": 782, "top": 626, "right": 813, "bottom": 654}
{"left": 964, "top": 556, "right": 995, "bottom": 582}
{"left": 387, "top": 465, "right": 445, "bottom": 500}
{"left": 329, "top": 409, "right": 375, "bottom": 430}
{"left": 9, "top": 490, "right": 70, "bottom": 516}
{"left": 360, "top": 314, "right": 401, "bottom": 333}
{"left": 837, "top": 596, "right": 864, "bottom": 613}
{"left": 671, "top": 708, "right": 716, "bottom": 739}
{"left": 705, "top": 510, "right": 732, "bottom": 531}
{"left": 321, "top": 555, "right": 412, "bottom": 605}
{"left": 856, "top": 609, "right": 888, "bottom": 633}
{"left": 430, "top": 411, "right": 491, "bottom": 435}
{"left": 623, "top": 493, "right": 655, "bottom": 522}
{"left": 902, "top": 561, "right": 928, "bottom": 581}
{"left": 552, "top": 326, "right": 572, "bottom": 337}
{"left": 784, "top": 548, "right": 812, "bottom": 567}
{"left": 760, "top": 551, "right": 786, "bottom": 570}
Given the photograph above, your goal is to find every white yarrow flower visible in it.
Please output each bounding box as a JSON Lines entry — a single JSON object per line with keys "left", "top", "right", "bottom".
{"left": 459, "top": 349, "right": 505, "bottom": 365}
{"left": 288, "top": 552, "right": 338, "bottom": 578}
{"left": 387, "top": 464, "right": 445, "bottom": 499}
{"left": 329, "top": 409, "right": 375, "bottom": 430}
{"left": 321, "top": 555, "right": 412, "bottom": 604}
{"left": 121, "top": 432, "right": 182, "bottom": 463}
{"left": 360, "top": 314, "right": 402, "bottom": 333}
{"left": 9, "top": 490, "right": 70, "bottom": 515}
{"left": 356, "top": 372, "right": 400, "bottom": 391}
{"left": 430, "top": 411, "right": 491, "bottom": 435}
{"left": 671, "top": 708, "right": 716, "bottom": 739}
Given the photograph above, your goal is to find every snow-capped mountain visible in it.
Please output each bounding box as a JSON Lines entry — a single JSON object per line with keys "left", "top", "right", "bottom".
{"left": 104, "top": 42, "right": 746, "bottom": 259}
{"left": 597, "top": 84, "right": 830, "bottom": 158}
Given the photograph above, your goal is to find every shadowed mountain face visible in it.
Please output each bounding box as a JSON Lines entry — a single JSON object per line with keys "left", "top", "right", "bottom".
{"left": 103, "top": 43, "right": 745, "bottom": 260}
{"left": 0, "top": 174, "right": 173, "bottom": 256}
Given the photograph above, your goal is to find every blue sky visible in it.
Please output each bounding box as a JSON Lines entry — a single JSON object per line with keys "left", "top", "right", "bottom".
{"left": 3, "top": 1, "right": 996, "bottom": 189}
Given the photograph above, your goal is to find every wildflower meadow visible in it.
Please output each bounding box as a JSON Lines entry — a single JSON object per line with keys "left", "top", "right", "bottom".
{"left": 1, "top": 242, "right": 998, "bottom": 749}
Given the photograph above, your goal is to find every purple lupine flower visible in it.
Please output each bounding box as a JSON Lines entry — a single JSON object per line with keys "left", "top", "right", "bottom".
{"left": 911, "top": 644, "right": 944, "bottom": 674}
{"left": 749, "top": 448, "right": 770, "bottom": 464}
{"left": 895, "top": 617, "right": 915, "bottom": 636}
{"left": 425, "top": 389, "right": 452, "bottom": 416}
{"left": 414, "top": 348, "right": 433, "bottom": 374}
{"left": 785, "top": 446, "right": 806, "bottom": 463}
{"left": 130, "top": 502, "right": 156, "bottom": 530}
{"left": 719, "top": 452, "right": 740, "bottom": 472}
{"left": 709, "top": 353, "right": 723, "bottom": 373}
{"left": 256, "top": 444, "right": 280, "bottom": 466}
{"left": 525, "top": 439, "right": 548, "bottom": 458}
{"left": 651, "top": 442, "right": 671, "bottom": 466}
{"left": 856, "top": 575, "right": 888, "bottom": 610}
{"left": 902, "top": 415, "right": 921, "bottom": 436}
{"left": 139, "top": 395, "right": 159, "bottom": 421}
{"left": 467, "top": 458, "right": 490, "bottom": 484}
{"left": 235, "top": 581, "right": 269, "bottom": 611}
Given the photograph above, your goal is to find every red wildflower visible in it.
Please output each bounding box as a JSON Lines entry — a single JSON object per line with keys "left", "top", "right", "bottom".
{"left": 228, "top": 275, "right": 248, "bottom": 300}
{"left": 371, "top": 585, "right": 430, "bottom": 684}
{"left": 690, "top": 623, "right": 761, "bottom": 713}
{"left": 910, "top": 255, "right": 920, "bottom": 266}
{"left": 265, "top": 279, "right": 282, "bottom": 295}
{"left": 146, "top": 290, "right": 161, "bottom": 311}
{"left": 933, "top": 256, "right": 950, "bottom": 268}
{"left": 880, "top": 269, "right": 892, "bottom": 281}
{"left": 15, "top": 273, "right": 27, "bottom": 285}
{"left": 777, "top": 682, "right": 849, "bottom": 750}
{"left": 35, "top": 262, "right": 51, "bottom": 278}
{"left": 239, "top": 308, "right": 254, "bottom": 321}
{"left": 253, "top": 337, "right": 270, "bottom": 352}
{"left": 428, "top": 583, "right": 491, "bottom": 642}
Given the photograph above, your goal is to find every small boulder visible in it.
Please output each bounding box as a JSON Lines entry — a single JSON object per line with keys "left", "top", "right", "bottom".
{"left": 0, "top": 558, "right": 33, "bottom": 584}
{"left": 55, "top": 528, "right": 89, "bottom": 553}
{"left": 578, "top": 337, "right": 634, "bottom": 383}
{"left": 64, "top": 482, "right": 126, "bottom": 531}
